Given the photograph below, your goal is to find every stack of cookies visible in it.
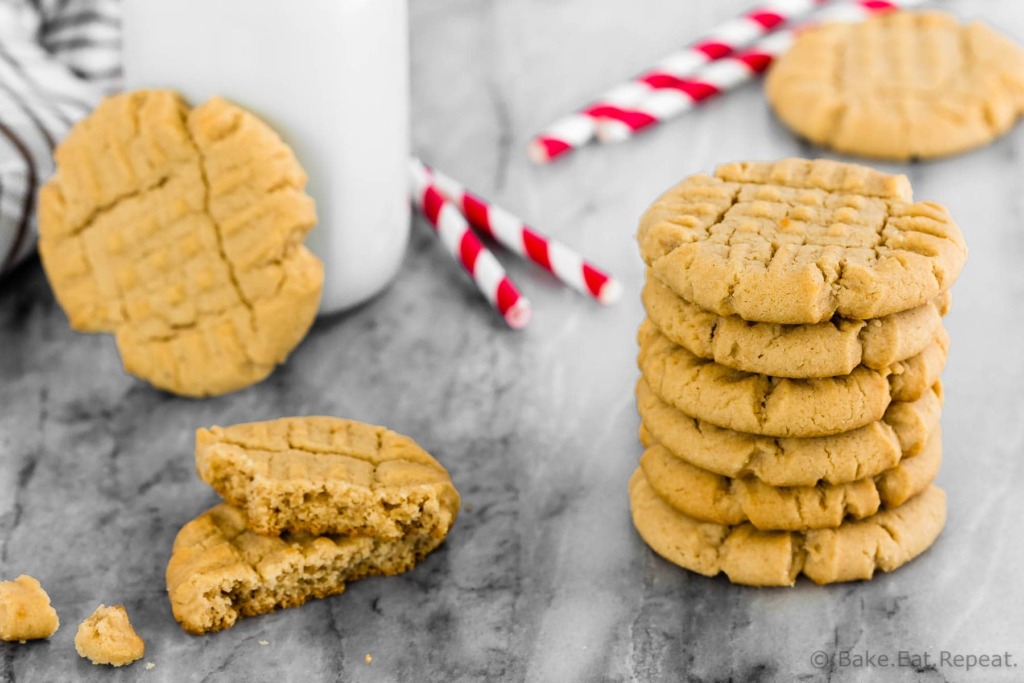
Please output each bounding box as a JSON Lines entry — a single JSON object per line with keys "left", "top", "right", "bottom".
{"left": 629, "top": 159, "right": 967, "bottom": 586}
{"left": 166, "top": 417, "right": 460, "bottom": 633}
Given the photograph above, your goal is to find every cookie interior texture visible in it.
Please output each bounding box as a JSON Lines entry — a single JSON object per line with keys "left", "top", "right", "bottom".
{"left": 166, "top": 503, "right": 455, "bottom": 634}
{"left": 765, "top": 12, "right": 1024, "bottom": 161}
{"left": 195, "top": 416, "right": 461, "bottom": 538}
{"left": 628, "top": 469, "right": 946, "bottom": 586}
{"left": 642, "top": 273, "right": 950, "bottom": 378}
{"left": 637, "top": 378, "right": 943, "bottom": 487}
{"left": 38, "top": 89, "right": 323, "bottom": 397}
{"left": 637, "top": 158, "right": 967, "bottom": 325}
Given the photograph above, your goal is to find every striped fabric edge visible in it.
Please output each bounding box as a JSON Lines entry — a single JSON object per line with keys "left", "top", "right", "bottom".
{"left": 39, "top": 0, "right": 123, "bottom": 94}
{"left": 0, "top": 0, "right": 111, "bottom": 277}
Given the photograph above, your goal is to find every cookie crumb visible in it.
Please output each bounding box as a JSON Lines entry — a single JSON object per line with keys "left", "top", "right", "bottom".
{"left": 365, "top": 653, "right": 373, "bottom": 665}
{"left": 258, "top": 640, "right": 269, "bottom": 646}
{"left": 145, "top": 662, "right": 156, "bottom": 670}
{"left": 74, "top": 604, "right": 145, "bottom": 666}
{"left": 464, "top": 503, "right": 474, "bottom": 512}
{"left": 0, "top": 575, "right": 60, "bottom": 642}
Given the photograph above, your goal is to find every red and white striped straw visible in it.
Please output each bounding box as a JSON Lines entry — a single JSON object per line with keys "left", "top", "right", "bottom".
{"left": 409, "top": 160, "right": 532, "bottom": 329}
{"left": 596, "top": 0, "right": 926, "bottom": 143}
{"left": 528, "top": 0, "right": 829, "bottom": 164}
{"left": 422, "top": 164, "right": 622, "bottom": 305}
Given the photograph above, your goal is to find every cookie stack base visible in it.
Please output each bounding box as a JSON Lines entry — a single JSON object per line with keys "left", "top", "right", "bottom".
{"left": 628, "top": 469, "right": 946, "bottom": 586}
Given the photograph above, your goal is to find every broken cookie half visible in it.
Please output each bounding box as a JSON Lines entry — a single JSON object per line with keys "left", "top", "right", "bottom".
{"left": 167, "top": 503, "right": 455, "bottom": 634}
{"left": 195, "top": 416, "right": 461, "bottom": 538}
{"left": 168, "top": 416, "right": 460, "bottom": 634}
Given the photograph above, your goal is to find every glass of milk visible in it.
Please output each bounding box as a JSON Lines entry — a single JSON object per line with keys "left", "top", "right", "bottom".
{"left": 122, "top": 0, "right": 410, "bottom": 314}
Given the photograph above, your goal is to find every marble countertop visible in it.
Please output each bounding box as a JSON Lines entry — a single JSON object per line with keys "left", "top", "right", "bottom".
{"left": 3, "top": 0, "right": 1024, "bottom": 681}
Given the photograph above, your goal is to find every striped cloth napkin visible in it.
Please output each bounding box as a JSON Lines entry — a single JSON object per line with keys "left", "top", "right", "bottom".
{"left": 0, "top": 0, "right": 120, "bottom": 277}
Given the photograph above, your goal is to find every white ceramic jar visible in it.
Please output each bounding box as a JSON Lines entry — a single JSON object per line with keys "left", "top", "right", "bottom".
{"left": 122, "top": 0, "right": 411, "bottom": 314}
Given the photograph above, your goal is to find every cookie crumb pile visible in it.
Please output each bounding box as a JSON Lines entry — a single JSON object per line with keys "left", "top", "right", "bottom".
{"left": 166, "top": 417, "right": 460, "bottom": 634}
{"left": 631, "top": 158, "right": 967, "bottom": 586}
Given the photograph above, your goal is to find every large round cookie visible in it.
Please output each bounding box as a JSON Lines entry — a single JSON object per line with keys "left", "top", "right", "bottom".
{"left": 195, "top": 416, "right": 461, "bottom": 538}
{"left": 637, "top": 159, "right": 967, "bottom": 324}
{"left": 765, "top": 12, "right": 1024, "bottom": 161}
{"left": 638, "top": 427, "right": 941, "bottom": 531}
{"left": 637, "top": 319, "right": 946, "bottom": 437}
{"left": 166, "top": 502, "right": 456, "bottom": 634}
{"left": 643, "top": 273, "right": 950, "bottom": 378}
{"left": 636, "top": 379, "right": 942, "bottom": 487}
{"left": 628, "top": 469, "right": 946, "bottom": 586}
{"left": 38, "top": 90, "right": 323, "bottom": 397}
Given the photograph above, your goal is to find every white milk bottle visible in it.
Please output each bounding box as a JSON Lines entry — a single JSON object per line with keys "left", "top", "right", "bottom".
{"left": 122, "top": 0, "right": 411, "bottom": 314}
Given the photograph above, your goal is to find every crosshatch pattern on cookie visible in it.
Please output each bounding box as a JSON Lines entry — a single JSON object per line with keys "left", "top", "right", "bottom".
{"left": 196, "top": 417, "right": 461, "bottom": 538}
{"left": 638, "top": 159, "right": 967, "bottom": 324}
{"left": 766, "top": 12, "right": 1024, "bottom": 160}
{"left": 38, "top": 90, "right": 322, "bottom": 396}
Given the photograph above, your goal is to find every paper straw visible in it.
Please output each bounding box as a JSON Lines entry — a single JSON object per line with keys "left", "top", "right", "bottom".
{"left": 528, "top": 0, "right": 829, "bottom": 163}
{"left": 409, "top": 160, "right": 532, "bottom": 329}
{"left": 422, "top": 164, "right": 621, "bottom": 305}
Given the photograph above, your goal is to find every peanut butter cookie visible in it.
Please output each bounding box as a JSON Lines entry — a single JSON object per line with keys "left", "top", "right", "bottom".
{"left": 195, "top": 417, "right": 461, "bottom": 538}
{"left": 765, "top": 12, "right": 1024, "bottom": 160}
{"left": 643, "top": 273, "right": 950, "bottom": 378}
{"left": 636, "top": 379, "right": 942, "bottom": 487}
{"left": 639, "top": 427, "right": 941, "bottom": 531}
{"left": 637, "top": 159, "right": 967, "bottom": 324}
{"left": 628, "top": 469, "right": 946, "bottom": 586}
{"left": 38, "top": 89, "right": 323, "bottom": 397}
{"left": 638, "top": 319, "right": 945, "bottom": 437}
{"left": 166, "top": 502, "right": 457, "bottom": 634}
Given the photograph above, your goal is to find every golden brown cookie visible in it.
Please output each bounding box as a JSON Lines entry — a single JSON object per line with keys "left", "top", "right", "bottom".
{"left": 38, "top": 89, "right": 323, "bottom": 397}
{"left": 0, "top": 575, "right": 59, "bottom": 642}
{"left": 74, "top": 605, "right": 145, "bottom": 667}
{"left": 637, "top": 159, "right": 967, "bottom": 324}
{"left": 636, "top": 378, "right": 942, "bottom": 487}
{"left": 638, "top": 319, "right": 945, "bottom": 437}
{"left": 628, "top": 469, "right": 946, "bottom": 586}
{"left": 765, "top": 12, "right": 1024, "bottom": 160}
{"left": 639, "top": 427, "right": 941, "bottom": 530}
{"left": 195, "top": 417, "right": 461, "bottom": 538}
{"left": 888, "top": 327, "right": 948, "bottom": 402}
{"left": 166, "top": 502, "right": 457, "bottom": 634}
{"left": 643, "top": 273, "right": 950, "bottom": 378}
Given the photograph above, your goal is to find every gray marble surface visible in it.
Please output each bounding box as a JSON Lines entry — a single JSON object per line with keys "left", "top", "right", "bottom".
{"left": 3, "top": 0, "right": 1024, "bottom": 681}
